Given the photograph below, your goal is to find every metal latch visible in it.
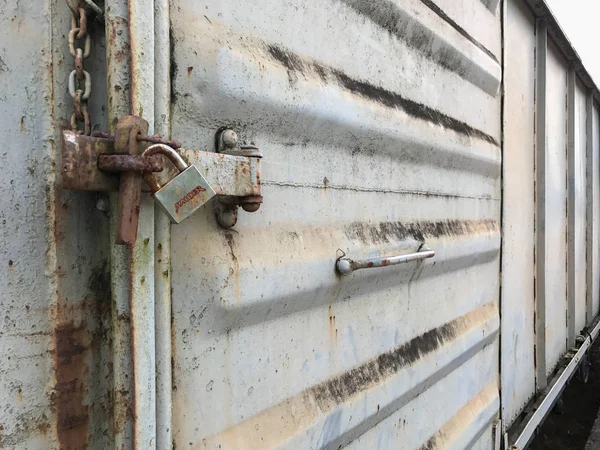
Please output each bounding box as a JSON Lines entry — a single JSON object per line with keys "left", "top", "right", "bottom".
{"left": 61, "top": 116, "right": 262, "bottom": 244}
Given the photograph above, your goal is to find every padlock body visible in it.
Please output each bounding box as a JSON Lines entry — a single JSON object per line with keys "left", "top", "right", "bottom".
{"left": 153, "top": 165, "right": 216, "bottom": 223}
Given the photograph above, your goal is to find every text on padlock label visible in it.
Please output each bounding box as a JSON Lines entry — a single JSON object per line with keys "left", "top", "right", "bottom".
{"left": 175, "top": 185, "right": 207, "bottom": 213}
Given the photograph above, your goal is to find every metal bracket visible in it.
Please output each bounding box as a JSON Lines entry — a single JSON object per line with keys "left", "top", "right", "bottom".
{"left": 214, "top": 129, "right": 263, "bottom": 228}
{"left": 60, "top": 126, "right": 262, "bottom": 233}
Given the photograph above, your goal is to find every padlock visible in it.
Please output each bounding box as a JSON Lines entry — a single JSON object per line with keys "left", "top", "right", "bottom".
{"left": 142, "top": 144, "right": 216, "bottom": 223}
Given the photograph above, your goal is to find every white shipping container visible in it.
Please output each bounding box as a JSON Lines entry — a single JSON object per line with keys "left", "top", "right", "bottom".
{"left": 0, "top": 1, "right": 598, "bottom": 449}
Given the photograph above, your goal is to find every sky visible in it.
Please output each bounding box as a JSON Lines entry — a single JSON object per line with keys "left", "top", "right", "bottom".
{"left": 545, "top": 0, "right": 600, "bottom": 86}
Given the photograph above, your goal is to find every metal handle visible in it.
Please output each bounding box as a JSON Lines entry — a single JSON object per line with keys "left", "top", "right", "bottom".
{"left": 336, "top": 243, "right": 435, "bottom": 276}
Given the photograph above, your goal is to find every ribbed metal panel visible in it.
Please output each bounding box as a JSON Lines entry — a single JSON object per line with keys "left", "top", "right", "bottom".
{"left": 544, "top": 39, "right": 568, "bottom": 377}
{"left": 169, "top": 0, "right": 501, "bottom": 448}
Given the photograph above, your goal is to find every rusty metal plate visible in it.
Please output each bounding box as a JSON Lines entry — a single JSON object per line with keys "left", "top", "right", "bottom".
{"left": 61, "top": 130, "right": 119, "bottom": 191}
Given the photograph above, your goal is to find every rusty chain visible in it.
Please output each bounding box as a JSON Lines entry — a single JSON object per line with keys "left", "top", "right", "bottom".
{"left": 66, "top": 0, "right": 101, "bottom": 135}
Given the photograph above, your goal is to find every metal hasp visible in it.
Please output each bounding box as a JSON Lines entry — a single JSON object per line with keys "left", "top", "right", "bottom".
{"left": 60, "top": 124, "right": 262, "bottom": 234}
{"left": 336, "top": 243, "right": 435, "bottom": 276}
{"left": 213, "top": 129, "right": 264, "bottom": 228}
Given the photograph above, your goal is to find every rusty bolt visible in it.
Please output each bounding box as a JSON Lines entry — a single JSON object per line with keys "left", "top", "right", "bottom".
{"left": 240, "top": 195, "right": 263, "bottom": 213}
{"left": 241, "top": 203, "right": 261, "bottom": 213}
{"left": 216, "top": 205, "right": 238, "bottom": 228}
{"left": 221, "top": 129, "right": 238, "bottom": 149}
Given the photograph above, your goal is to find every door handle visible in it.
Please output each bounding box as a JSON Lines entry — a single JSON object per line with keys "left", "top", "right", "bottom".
{"left": 336, "top": 243, "right": 435, "bottom": 276}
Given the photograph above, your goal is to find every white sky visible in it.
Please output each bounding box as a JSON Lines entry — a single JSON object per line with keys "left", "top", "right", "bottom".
{"left": 545, "top": 0, "right": 600, "bottom": 85}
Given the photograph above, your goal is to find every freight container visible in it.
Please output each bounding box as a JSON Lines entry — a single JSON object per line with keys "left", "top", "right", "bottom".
{"left": 0, "top": 0, "right": 599, "bottom": 449}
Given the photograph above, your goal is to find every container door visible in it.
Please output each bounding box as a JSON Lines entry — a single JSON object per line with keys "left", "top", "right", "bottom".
{"left": 169, "top": 0, "right": 502, "bottom": 448}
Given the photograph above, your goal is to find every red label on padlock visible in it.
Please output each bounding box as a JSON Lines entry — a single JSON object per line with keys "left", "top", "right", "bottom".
{"left": 175, "top": 185, "right": 207, "bottom": 214}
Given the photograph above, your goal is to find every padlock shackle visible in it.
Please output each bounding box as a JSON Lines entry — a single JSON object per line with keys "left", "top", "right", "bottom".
{"left": 142, "top": 144, "right": 188, "bottom": 172}
{"left": 142, "top": 144, "right": 189, "bottom": 192}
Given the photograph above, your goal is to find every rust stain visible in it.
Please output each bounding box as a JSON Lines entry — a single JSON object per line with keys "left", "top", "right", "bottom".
{"left": 224, "top": 232, "right": 241, "bottom": 304}
{"left": 53, "top": 321, "right": 90, "bottom": 449}
{"left": 187, "top": 66, "right": 193, "bottom": 78}
{"left": 105, "top": 14, "right": 131, "bottom": 115}
{"left": 51, "top": 170, "right": 90, "bottom": 449}
{"left": 0, "top": 415, "right": 52, "bottom": 447}
{"left": 51, "top": 247, "right": 111, "bottom": 450}
{"left": 20, "top": 116, "right": 24, "bottom": 132}
{"left": 37, "top": 419, "right": 51, "bottom": 436}
{"left": 328, "top": 305, "right": 337, "bottom": 346}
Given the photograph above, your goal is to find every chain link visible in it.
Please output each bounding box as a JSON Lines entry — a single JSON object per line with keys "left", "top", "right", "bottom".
{"left": 66, "top": 1, "right": 95, "bottom": 135}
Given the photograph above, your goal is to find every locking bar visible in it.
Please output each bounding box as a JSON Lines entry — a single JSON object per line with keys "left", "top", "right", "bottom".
{"left": 213, "top": 128, "right": 263, "bottom": 228}
{"left": 336, "top": 243, "right": 435, "bottom": 276}
{"left": 92, "top": 130, "right": 183, "bottom": 149}
{"left": 98, "top": 154, "right": 164, "bottom": 173}
{"left": 61, "top": 129, "right": 261, "bottom": 198}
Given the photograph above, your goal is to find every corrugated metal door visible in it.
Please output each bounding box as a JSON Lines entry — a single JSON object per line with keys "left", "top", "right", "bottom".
{"left": 169, "top": 0, "right": 502, "bottom": 448}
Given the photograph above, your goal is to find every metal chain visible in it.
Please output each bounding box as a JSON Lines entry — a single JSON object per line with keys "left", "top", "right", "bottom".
{"left": 66, "top": 1, "right": 99, "bottom": 135}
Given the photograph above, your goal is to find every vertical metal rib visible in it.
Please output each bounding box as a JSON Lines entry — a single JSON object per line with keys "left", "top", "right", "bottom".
{"left": 154, "top": 0, "right": 173, "bottom": 447}
{"left": 106, "top": 0, "right": 156, "bottom": 447}
{"left": 534, "top": 17, "right": 548, "bottom": 390}
{"left": 567, "top": 66, "right": 576, "bottom": 348}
